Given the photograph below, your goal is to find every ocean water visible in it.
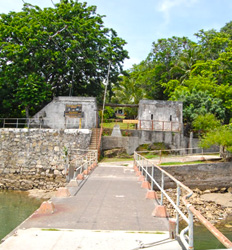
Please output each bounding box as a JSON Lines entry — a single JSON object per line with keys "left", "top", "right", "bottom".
{"left": 0, "top": 190, "right": 42, "bottom": 241}
{"left": 193, "top": 224, "right": 232, "bottom": 249}
{"left": 0, "top": 190, "right": 231, "bottom": 249}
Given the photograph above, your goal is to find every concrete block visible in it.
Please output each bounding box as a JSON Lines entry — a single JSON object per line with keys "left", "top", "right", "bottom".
{"left": 76, "top": 174, "right": 84, "bottom": 180}
{"left": 37, "top": 201, "right": 55, "bottom": 214}
{"left": 83, "top": 169, "right": 90, "bottom": 175}
{"left": 141, "top": 181, "right": 151, "bottom": 189}
{"left": 135, "top": 171, "right": 141, "bottom": 176}
{"left": 67, "top": 179, "right": 78, "bottom": 187}
{"left": 138, "top": 175, "right": 145, "bottom": 182}
{"left": 55, "top": 187, "right": 71, "bottom": 197}
{"left": 152, "top": 205, "right": 168, "bottom": 218}
{"left": 146, "top": 190, "right": 158, "bottom": 200}
{"left": 169, "top": 218, "right": 177, "bottom": 239}
{"left": 133, "top": 165, "right": 139, "bottom": 172}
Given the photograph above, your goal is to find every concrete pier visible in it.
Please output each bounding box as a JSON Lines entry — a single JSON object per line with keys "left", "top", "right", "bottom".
{"left": 0, "top": 161, "right": 182, "bottom": 250}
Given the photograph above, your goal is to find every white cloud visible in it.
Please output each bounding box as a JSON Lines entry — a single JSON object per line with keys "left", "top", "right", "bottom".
{"left": 157, "top": 0, "right": 199, "bottom": 24}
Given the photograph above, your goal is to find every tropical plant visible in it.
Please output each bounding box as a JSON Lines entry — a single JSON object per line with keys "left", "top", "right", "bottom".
{"left": 0, "top": 0, "right": 128, "bottom": 117}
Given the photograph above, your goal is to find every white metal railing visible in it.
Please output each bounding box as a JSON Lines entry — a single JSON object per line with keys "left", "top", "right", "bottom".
{"left": 134, "top": 152, "right": 232, "bottom": 250}
{"left": 67, "top": 149, "right": 98, "bottom": 182}
{"left": 100, "top": 118, "right": 182, "bottom": 132}
{"left": 0, "top": 118, "right": 80, "bottom": 129}
{"left": 136, "top": 147, "right": 220, "bottom": 164}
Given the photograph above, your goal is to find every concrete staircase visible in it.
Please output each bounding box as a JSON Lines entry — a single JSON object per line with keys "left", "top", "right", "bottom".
{"left": 89, "top": 128, "right": 101, "bottom": 150}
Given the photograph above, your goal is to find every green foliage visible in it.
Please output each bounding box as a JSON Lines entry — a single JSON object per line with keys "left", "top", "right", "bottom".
{"left": 99, "top": 106, "right": 115, "bottom": 121}
{"left": 171, "top": 89, "right": 226, "bottom": 124}
{"left": 0, "top": 0, "right": 128, "bottom": 117}
{"left": 192, "top": 113, "right": 221, "bottom": 134}
{"left": 199, "top": 125, "right": 232, "bottom": 160}
{"left": 15, "top": 73, "right": 51, "bottom": 117}
{"left": 112, "top": 25, "right": 232, "bottom": 128}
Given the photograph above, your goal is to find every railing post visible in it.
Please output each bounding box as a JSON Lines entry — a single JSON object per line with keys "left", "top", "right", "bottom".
{"left": 161, "top": 172, "right": 164, "bottom": 205}
{"left": 176, "top": 184, "right": 181, "bottom": 235}
{"left": 146, "top": 160, "right": 148, "bottom": 180}
{"left": 151, "top": 164, "right": 155, "bottom": 190}
{"left": 188, "top": 206, "right": 194, "bottom": 250}
{"left": 142, "top": 157, "right": 144, "bottom": 176}
{"left": 138, "top": 154, "right": 141, "bottom": 171}
{"left": 16, "top": 118, "right": 18, "bottom": 128}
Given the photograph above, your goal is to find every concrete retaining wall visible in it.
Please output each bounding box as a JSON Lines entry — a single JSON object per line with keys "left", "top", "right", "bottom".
{"left": 102, "top": 130, "right": 183, "bottom": 154}
{"left": 147, "top": 162, "right": 232, "bottom": 190}
{"left": 0, "top": 128, "right": 91, "bottom": 190}
{"left": 102, "top": 130, "right": 218, "bottom": 155}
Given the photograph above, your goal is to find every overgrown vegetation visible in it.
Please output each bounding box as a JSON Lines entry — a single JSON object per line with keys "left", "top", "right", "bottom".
{"left": 112, "top": 25, "right": 232, "bottom": 130}
{"left": 0, "top": 0, "right": 128, "bottom": 118}
{"left": 199, "top": 124, "right": 232, "bottom": 161}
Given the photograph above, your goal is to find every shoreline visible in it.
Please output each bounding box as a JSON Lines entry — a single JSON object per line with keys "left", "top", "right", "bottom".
{"left": 26, "top": 187, "right": 232, "bottom": 226}
{"left": 159, "top": 188, "right": 232, "bottom": 227}
{"left": 2, "top": 186, "right": 232, "bottom": 227}
{"left": 26, "top": 189, "right": 56, "bottom": 200}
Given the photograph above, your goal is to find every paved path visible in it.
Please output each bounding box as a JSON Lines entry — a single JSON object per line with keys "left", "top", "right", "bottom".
{"left": 0, "top": 161, "right": 182, "bottom": 250}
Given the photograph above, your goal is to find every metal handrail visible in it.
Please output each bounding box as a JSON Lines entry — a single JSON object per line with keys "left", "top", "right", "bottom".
{"left": 0, "top": 117, "right": 182, "bottom": 132}
{"left": 137, "top": 147, "right": 220, "bottom": 164}
{"left": 68, "top": 150, "right": 98, "bottom": 181}
{"left": 101, "top": 118, "right": 182, "bottom": 132}
{"left": 136, "top": 147, "right": 219, "bottom": 155}
{"left": 0, "top": 118, "right": 80, "bottom": 129}
{"left": 134, "top": 152, "right": 232, "bottom": 250}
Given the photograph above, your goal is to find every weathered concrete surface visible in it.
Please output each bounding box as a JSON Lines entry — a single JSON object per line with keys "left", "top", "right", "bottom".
{"left": 138, "top": 100, "right": 183, "bottom": 131}
{"left": 0, "top": 162, "right": 182, "bottom": 250}
{"left": 17, "top": 162, "right": 169, "bottom": 231}
{"left": 33, "top": 96, "right": 98, "bottom": 129}
{"left": 140, "top": 156, "right": 232, "bottom": 190}
{"left": 102, "top": 130, "right": 182, "bottom": 155}
{"left": 0, "top": 229, "right": 181, "bottom": 250}
{"left": 157, "top": 162, "right": 232, "bottom": 190}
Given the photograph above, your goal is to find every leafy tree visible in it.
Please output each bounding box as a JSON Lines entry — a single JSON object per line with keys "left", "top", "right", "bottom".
{"left": 0, "top": 0, "right": 128, "bottom": 117}
{"left": 110, "top": 23, "right": 232, "bottom": 129}
{"left": 199, "top": 125, "right": 232, "bottom": 161}
{"left": 220, "top": 21, "right": 232, "bottom": 39}
{"left": 192, "top": 113, "right": 221, "bottom": 135}
{"left": 195, "top": 29, "right": 229, "bottom": 60}
{"left": 99, "top": 106, "right": 115, "bottom": 121}
{"left": 15, "top": 73, "right": 51, "bottom": 118}
{"left": 170, "top": 89, "right": 226, "bottom": 125}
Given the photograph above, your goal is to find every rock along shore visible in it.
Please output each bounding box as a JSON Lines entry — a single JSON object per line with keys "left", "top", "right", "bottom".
{"left": 158, "top": 187, "right": 232, "bottom": 227}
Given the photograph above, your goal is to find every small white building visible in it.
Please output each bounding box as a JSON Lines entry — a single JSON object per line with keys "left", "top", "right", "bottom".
{"left": 33, "top": 96, "right": 98, "bottom": 129}
{"left": 138, "top": 100, "right": 183, "bottom": 132}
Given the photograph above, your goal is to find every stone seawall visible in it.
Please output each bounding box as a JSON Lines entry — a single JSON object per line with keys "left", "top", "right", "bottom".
{"left": 0, "top": 128, "right": 91, "bottom": 190}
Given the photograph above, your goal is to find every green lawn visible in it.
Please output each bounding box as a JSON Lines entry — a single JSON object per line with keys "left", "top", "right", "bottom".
{"left": 160, "top": 161, "right": 204, "bottom": 166}
{"left": 100, "top": 157, "right": 134, "bottom": 162}
{"left": 101, "top": 122, "right": 136, "bottom": 130}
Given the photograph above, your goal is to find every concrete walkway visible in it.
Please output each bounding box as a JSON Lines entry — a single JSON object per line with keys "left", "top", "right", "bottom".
{"left": 0, "top": 161, "right": 182, "bottom": 250}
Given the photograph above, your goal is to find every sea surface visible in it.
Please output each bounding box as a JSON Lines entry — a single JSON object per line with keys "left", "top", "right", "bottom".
{"left": 0, "top": 190, "right": 42, "bottom": 241}
{"left": 0, "top": 190, "right": 231, "bottom": 249}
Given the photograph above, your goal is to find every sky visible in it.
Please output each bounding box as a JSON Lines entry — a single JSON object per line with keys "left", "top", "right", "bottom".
{"left": 1, "top": 0, "right": 232, "bottom": 69}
